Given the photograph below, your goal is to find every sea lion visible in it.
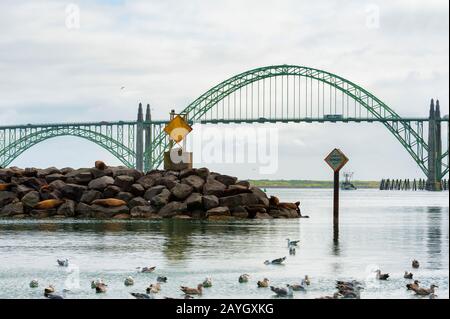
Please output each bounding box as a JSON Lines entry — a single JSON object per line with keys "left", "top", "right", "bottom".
{"left": 92, "top": 198, "right": 126, "bottom": 207}
{"left": 95, "top": 161, "right": 107, "bottom": 170}
{"left": 34, "top": 199, "right": 64, "bottom": 210}
{"left": 0, "top": 183, "right": 12, "bottom": 191}
{"left": 278, "top": 202, "right": 297, "bottom": 210}
{"left": 269, "top": 196, "right": 280, "bottom": 207}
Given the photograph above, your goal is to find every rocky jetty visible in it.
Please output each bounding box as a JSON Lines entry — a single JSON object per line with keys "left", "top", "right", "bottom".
{"left": 0, "top": 164, "right": 301, "bottom": 220}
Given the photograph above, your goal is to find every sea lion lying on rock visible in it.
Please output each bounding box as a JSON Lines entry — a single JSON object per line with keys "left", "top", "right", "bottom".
{"left": 0, "top": 183, "right": 13, "bottom": 191}
{"left": 91, "top": 198, "right": 126, "bottom": 207}
{"left": 95, "top": 161, "right": 107, "bottom": 170}
{"left": 34, "top": 199, "right": 64, "bottom": 210}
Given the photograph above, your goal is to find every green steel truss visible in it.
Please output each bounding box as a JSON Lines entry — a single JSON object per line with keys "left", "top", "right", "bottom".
{"left": 144, "top": 65, "right": 447, "bottom": 177}
{"left": 0, "top": 123, "right": 136, "bottom": 168}
{"left": 0, "top": 65, "right": 448, "bottom": 180}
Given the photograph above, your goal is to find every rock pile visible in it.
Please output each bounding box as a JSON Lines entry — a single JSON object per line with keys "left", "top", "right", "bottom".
{"left": 0, "top": 164, "right": 301, "bottom": 220}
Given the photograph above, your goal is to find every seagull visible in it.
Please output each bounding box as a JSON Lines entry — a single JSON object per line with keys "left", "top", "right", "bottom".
{"left": 124, "top": 276, "right": 134, "bottom": 286}
{"left": 57, "top": 259, "right": 69, "bottom": 267}
{"left": 146, "top": 283, "right": 161, "bottom": 294}
{"left": 287, "top": 239, "right": 300, "bottom": 247}
{"left": 264, "top": 257, "right": 286, "bottom": 265}
{"left": 406, "top": 280, "right": 420, "bottom": 290}
{"left": 157, "top": 276, "right": 168, "bottom": 283}
{"left": 95, "top": 282, "right": 108, "bottom": 293}
{"left": 412, "top": 260, "right": 420, "bottom": 269}
{"left": 303, "top": 275, "right": 311, "bottom": 286}
{"left": 404, "top": 271, "right": 414, "bottom": 279}
{"left": 137, "top": 266, "right": 156, "bottom": 273}
{"left": 375, "top": 270, "right": 390, "bottom": 280}
{"left": 203, "top": 277, "right": 212, "bottom": 288}
{"left": 413, "top": 284, "right": 438, "bottom": 296}
{"left": 120, "top": 86, "right": 125, "bottom": 90}
{"left": 180, "top": 284, "right": 203, "bottom": 295}
{"left": 239, "top": 274, "right": 250, "bottom": 283}
{"left": 257, "top": 278, "right": 270, "bottom": 288}
{"left": 130, "top": 292, "right": 153, "bottom": 299}
{"left": 270, "top": 285, "right": 294, "bottom": 297}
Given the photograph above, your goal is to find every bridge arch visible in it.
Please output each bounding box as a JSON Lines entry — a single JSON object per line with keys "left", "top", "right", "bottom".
{"left": 145, "top": 65, "right": 428, "bottom": 173}
{"left": 0, "top": 126, "right": 136, "bottom": 168}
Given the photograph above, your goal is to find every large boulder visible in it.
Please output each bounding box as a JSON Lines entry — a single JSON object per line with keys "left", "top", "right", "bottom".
{"left": 0, "top": 191, "right": 17, "bottom": 208}
{"left": 114, "top": 175, "right": 135, "bottom": 191}
{"left": 250, "top": 187, "right": 270, "bottom": 207}
{"left": 65, "top": 169, "right": 93, "bottom": 184}
{"left": 88, "top": 176, "right": 114, "bottom": 191}
{"left": 202, "top": 195, "right": 219, "bottom": 210}
{"left": 57, "top": 200, "right": 76, "bottom": 217}
{"left": 15, "top": 184, "right": 33, "bottom": 199}
{"left": 196, "top": 167, "right": 210, "bottom": 180}
{"left": 102, "top": 185, "right": 121, "bottom": 198}
{"left": 158, "top": 201, "right": 187, "bottom": 218}
{"left": 215, "top": 174, "right": 237, "bottom": 186}
{"left": 130, "top": 205, "right": 158, "bottom": 218}
{"left": 206, "top": 206, "right": 231, "bottom": 218}
{"left": 144, "top": 185, "right": 166, "bottom": 201}
{"left": 171, "top": 183, "right": 193, "bottom": 200}
{"left": 156, "top": 176, "right": 178, "bottom": 190}
{"left": 179, "top": 168, "right": 197, "bottom": 179}
{"left": 113, "top": 168, "right": 142, "bottom": 180}
{"left": 37, "top": 167, "right": 60, "bottom": 178}
{"left": 115, "top": 192, "right": 134, "bottom": 203}
{"left": 231, "top": 206, "right": 249, "bottom": 219}
{"left": 80, "top": 190, "right": 102, "bottom": 204}
{"left": 49, "top": 180, "right": 66, "bottom": 191}
{"left": 254, "top": 212, "right": 273, "bottom": 219}
{"left": 136, "top": 174, "right": 159, "bottom": 189}
{"left": 219, "top": 193, "right": 259, "bottom": 208}
{"left": 129, "top": 183, "right": 145, "bottom": 197}
{"left": 151, "top": 189, "right": 171, "bottom": 207}
{"left": 21, "top": 191, "right": 40, "bottom": 208}
{"left": 185, "top": 193, "right": 203, "bottom": 209}
{"left": 203, "top": 179, "right": 226, "bottom": 196}
{"left": 61, "top": 184, "right": 87, "bottom": 201}
{"left": 75, "top": 202, "right": 91, "bottom": 217}
{"left": 45, "top": 173, "right": 66, "bottom": 183}
{"left": 128, "top": 197, "right": 149, "bottom": 209}
{"left": 0, "top": 202, "right": 24, "bottom": 217}
{"left": 90, "top": 204, "right": 129, "bottom": 219}
{"left": 181, "top": 175, "right": 205, "bottom": 191}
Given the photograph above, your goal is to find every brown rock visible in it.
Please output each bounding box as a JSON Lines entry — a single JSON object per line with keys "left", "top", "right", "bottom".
{"left": 219, "top": 193, "right": 259, "bottom": 208}
{"left": 129, "top": 184, "right": 145, "bottom": 196}
{"left": 202, "top": 195, "right": 219, "bottom": 210}
{"left": 181, "top": 175, "right": 205, "bottom": 191}
{"left": 171, "top": 183, "right": 193, "bottom": 200}
{"left": 114, "top": 175, "right": 135, "bottom": 191}
{"left": 113, "top": 213, "right": 131, "bottom": 219}
{"left": 203, "top": 179, "right": 226, "bottom": 196}
{"left": 158, "top": 201, "right": 187, "bottom": 218}
{"left": 215, "top": 174, "right": 238, "bottom": 186}
{"left": 206, "top": 206, "right": 231, "bottom": 217}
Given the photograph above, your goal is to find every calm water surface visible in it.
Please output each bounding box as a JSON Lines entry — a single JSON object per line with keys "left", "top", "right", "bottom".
{"left": 0, "top": 189, "right": 448, "bottom": 299}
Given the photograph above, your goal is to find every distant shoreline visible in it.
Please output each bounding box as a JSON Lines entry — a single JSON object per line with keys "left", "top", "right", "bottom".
{"left": 248, "top": 180, "right": 380, "bottom": 189}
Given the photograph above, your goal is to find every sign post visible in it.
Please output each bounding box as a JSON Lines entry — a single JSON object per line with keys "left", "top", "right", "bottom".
{"left": 324, "top": 149, "right": 349, "bottom": 227}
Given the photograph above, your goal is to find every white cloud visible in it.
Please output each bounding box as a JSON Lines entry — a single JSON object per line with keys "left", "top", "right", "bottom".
{"left": 0, "top": 0, "right": 448, "bottom": 180}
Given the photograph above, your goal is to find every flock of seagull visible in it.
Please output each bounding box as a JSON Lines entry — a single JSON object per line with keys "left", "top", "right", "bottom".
{"left": 31, "top": 240, "right": 439, "bottom": 299}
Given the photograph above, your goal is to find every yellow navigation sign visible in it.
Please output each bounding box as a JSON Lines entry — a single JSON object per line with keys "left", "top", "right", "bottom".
{"left": 163, "top": 115, "right": 193, "bottom": 143}
{"left": 324, "top": 148, "right": 349, "bottom": 173}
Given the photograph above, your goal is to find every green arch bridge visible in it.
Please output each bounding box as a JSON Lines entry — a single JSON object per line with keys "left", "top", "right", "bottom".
{"left": 0, "top": 65, "right": 448, "bottom": 190}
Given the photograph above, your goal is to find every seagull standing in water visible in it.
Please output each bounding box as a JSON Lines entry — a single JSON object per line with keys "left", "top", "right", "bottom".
{"left": 270, "top": 285, "right": 294, "bottom": 297}
{"left": 264, "top": 257, "right": 286, "bottom": 265}
{"left": 57, "top": 259, "right": 69, "bottom": 267}
{"left": 287, "top": 239, "right": 300, "bottom": 248}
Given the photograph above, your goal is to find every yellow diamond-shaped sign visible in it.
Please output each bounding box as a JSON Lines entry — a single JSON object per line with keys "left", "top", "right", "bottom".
{"left": 324, "top": 148, "right": 349, "bottom": 172}
{"left": 164, "top": 115, "right": 193, "bottom": 143}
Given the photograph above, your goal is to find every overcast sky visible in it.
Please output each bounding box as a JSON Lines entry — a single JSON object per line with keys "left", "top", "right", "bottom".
{"left": 0, "top": 0, "right": 448, "bottom": 180}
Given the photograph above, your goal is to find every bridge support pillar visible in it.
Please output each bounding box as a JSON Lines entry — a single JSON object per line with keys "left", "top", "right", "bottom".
{"left": 426, "top": 99, "right": 443, "bottom": 191}
{"left": 144, "top": 104, "right": 152, "bottom": 172}
{"left": 136, "top": 103, "right": 144, "bottom": 172}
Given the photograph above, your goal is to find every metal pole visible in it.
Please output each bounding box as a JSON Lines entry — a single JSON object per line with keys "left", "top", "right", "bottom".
{"left": 334, "top": 170, "right": 340, "bottom": 225}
